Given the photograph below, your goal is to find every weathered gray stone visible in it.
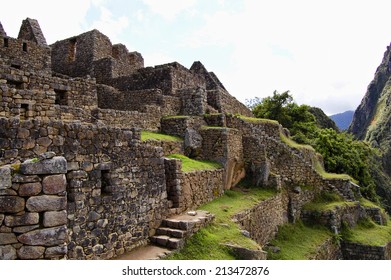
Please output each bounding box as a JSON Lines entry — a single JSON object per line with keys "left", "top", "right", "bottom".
{"left": 12, "top": 225, "right": 40, "bottom": 234}
{"left": 0, "top": 196, "right": 25, "bottom": 213}
{"left": 0, "top": 245, "right": 17, "bottom": 260}
{"left": 184, "top": 128, "right": 202, "bottom": 157}
{"left": 38, "top": 151, "right": 56, "bottom": 161}
{"left": 20, "top": 156, "right": 67, "bottom": 175}
{"left": 0, "top": 214, "right": 4, "bottom": 225}
{"left": 17, "top": 246, "right": 45, "bottom": 259}
{"left": 17, "top": 226, "right": 67, "bottom": 246}
{"left": 0, "top": 167, "right": 12, "bottom": 190}
{"left": 12, "top": 174, "right": 41, "bottom": 183}
{"left": 43, "top": 210, "right": 67, "bottom": 227}
{"left": 4, "top": 212, "right": 39, "bottom": 227}
{"left": 45, "top": 245, "right": 67, "bottom": 258}
{"left": 42, "top": 174, "right": 66, "bottom": 194}
{"left": 87, "top": 211, "right": 101, "bottom": 222}
{"left": 67, "top": 170, "right": 88, "bottom": 180}
{"left": 26, "top": 195, "right": 66, "bottom": 212}
{"left": 0, "top": 233, "right": 17, "bottom": 245}
{"left": 18, "top": 182, "right": 42, "bottom": 196}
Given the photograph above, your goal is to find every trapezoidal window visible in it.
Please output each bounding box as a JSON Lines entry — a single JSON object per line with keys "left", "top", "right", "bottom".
{"left": 54, "top": 89, "right": 68, "bottom": 105}
{"left": 68, "top": 38, "right": 77, "bottom": 62}
{"left": 22, "top": 42, "right": 27, "bottom": 52}
{"left": 19, "top": 103, "right": 30, "bottom": 120}
{"left": 3, "top": 37, "right": 9, "bottom": 47}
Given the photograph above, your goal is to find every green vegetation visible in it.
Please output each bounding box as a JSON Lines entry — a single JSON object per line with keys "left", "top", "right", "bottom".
{"left": 162, "top": 115, "right": 189, "bottom": 120}
{"left": 247, "top": 91, "right": 380, "bottom": 203}
{"left": 167, "top": 186, "right": 277, "bottom": 260}
{"left": 342, "top": 218, "right": 391, "bottom": 246}
{"left": 303, "top": 191, "right": 357, "bottom": 211}
{"left": 141, "top": 131, "right": 182, "bottom": 142}
{"left": 236, "top": 114, "right": 279, "bottom": 125}
{"left": 267, "top": 221, "right": 332, "bottom": 260}
{"left": 200, "top": 126, "right": 227, "bottom": 130}
{"left": 167, "top": 154, "right": 222, "bottom": 172}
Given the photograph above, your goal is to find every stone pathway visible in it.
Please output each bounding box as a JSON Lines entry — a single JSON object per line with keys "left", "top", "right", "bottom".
{"left": 112, "top": 210, "right": 214, "bottom": 260}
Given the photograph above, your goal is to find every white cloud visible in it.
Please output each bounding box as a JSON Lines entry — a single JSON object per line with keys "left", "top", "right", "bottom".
{"left": 142, "top": 0, "right": 197, "bottom": 20}
{"left": 88, "top": 6, "right": 129, "bottom": 43}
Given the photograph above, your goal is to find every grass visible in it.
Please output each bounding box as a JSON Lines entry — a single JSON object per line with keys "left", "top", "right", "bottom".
{"left": 167, "top": 154, "right": 222, "bottom": 172}
{"left": 200, "top": 126, "right": 227, "bottom": 130}
{"left": 267, "top": 221, "right": 332, "bottom": 260}
{"left": 166, "top": 186, "right": 277, "bottom": 260}
{"left": 302, "top": 191, "right": 357, "bottom": 212}
{"left": 279, "top": 131, "right": 315, "bottom": 151}
{"left": 141, "top": 131, "right": 182, "bottom": 142}
{"left": 313, "top": 156, "right": 352, "bottom": 181}
{"left": 236, "top": 115, "right": 279, "bottom": 125}
{"left": 162, "top": 115, "right": 190, "bottom": 120}
{"left": 342, "top": 218, "right": 391, "bottom": 246}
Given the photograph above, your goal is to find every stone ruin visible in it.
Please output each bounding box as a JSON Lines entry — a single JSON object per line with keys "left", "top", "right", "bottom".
{"left": 0, "top": 18, "right": 390, "bottom": 260}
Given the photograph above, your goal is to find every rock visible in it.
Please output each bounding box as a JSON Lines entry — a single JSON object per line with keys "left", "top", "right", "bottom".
{"left": 184, "top": 128, "right": 202, "bottom": 157}
{"left": 0, "top": 166, "right": 12, "bottom": 190}
{"left": 187, "top": 211, "right": 197, "bottom": 216}
{"left": 241, "top": 230, "right": 251, "bottom": 237}
{"left": 12, "top": 225, "right": 40, "bottom": 234}
{"left": 43, "top": 210, "right": 67, "bottom": 227}
{"left": 17, "top": 246, "right": 45, "bottom": 259}
{"left": 87, "top": 211, "right": 101, "bottom": 222}
{"left": 11, "top": 174, "right": 40, "bottom": 183}
{"left": 26, "top": 195, "right": 66, "bottom": 212}
{"left": 38, "top": 151, "right": 56, "bottom": 161}
{"left": 42, "top": 174, "right": 66, "bottom": 194}
{"left": 0, "top": 214, "right": 4, "bottom": 224}
{"left": 293, "top": 186, "right": 302, "bottom": 194}
{"left": 45, "top": 245, "right": 67, "bottom": 258}
{"left": 17, "top": 226, "right": 67, "bottom": 246}
{"left": 0, "top": 196, "right": 25, "bottom": 213}
{"left": 96, "top": 219, "right": 108, "bottom": 228}
{"left": 4, "top": 213, "right": 39, "bottom": 227}
{"left": 0, "top": 245, "right": 17, "bottom": 260}
{"left": 18, "top": 182, "right": 42, "bottom": 196}
{"left": 0, "top": 233, "right": 17, "bottom": 245}
{"left": 66, "top": 170, "right": 88, "bottom": 180}
{"left": 20, "top": 156, "right": 67, "bottom": 175}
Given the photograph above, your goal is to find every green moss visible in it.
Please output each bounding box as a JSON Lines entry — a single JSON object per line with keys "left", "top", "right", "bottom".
{"left": 166, "top": 187, "right": 277, "bottom": 260}
{"left": 267, "top": 222, "right": 332, "bottom": 260}
{"left": 167, "top": 154, "right": 222, "bottom": 172}
{"left": 162, "top": 115, "right": 190, "bottom": 120}
{"left": 279, "top": 131, "right": 315, "bottom": 151}
{"left": 342, "top": 218, "right": 391, "bottom": 246}
{"left": 303, "top": 191, "right": 357, "bottom": 212}
{"left": 313, "top": 157, "right": 352, "bottom": 181}
{"left": 141, "top": 131, "right": 182, "bottom": 142}
{"left": 200, "top": 126, "right": 227, "bottom": 130}
{"left": 236, "top": 115, "right": 279, "bottom": 125}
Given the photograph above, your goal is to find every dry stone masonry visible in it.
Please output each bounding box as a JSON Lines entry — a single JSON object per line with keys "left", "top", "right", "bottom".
{"left": 0, "top": 18, "right": 390, "bottom": 260}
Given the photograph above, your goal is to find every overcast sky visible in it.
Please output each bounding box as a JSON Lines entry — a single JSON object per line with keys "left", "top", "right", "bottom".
{"left": 2, "top": 0, "right": 391, "bottom": 115}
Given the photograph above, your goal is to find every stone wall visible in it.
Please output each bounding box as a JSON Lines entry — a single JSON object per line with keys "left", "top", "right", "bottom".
{"left": 0, "top": 118, "right": 170, "bottom": 259}
{"left": 342, "top": 241, "right": 391, "bottom": 260}
{"left": 200, "top": 127, "right": 244, "bottom": 189}
{"left": 0, "top": 35, "right": 51, "bottom": 75}
{"left": 311, "top": 238, "right": 343, "bottom": 260}
{"left": 0, "top": 154, "right": 68, "bottom": 260}
{"left": 233, "top": 191, "right": 289, "bottom": 246}
{"left": 161, "top": 116, "right": 206, "bottom": 138}
{"left": 163, "top": 158, "right": 224, "bottom": 213}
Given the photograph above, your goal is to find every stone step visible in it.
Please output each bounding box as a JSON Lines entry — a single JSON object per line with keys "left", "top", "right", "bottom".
{"left": 150, "top": 235, "right": 170, "bottom": 247}
{"left": 150, "top": 235, "right": 185, "bottom": 250}
{"left": 156, "top": 227, "right": 186, "bottom": 238}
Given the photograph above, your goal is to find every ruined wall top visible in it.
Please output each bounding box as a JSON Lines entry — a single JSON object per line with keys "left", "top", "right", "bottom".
{"left": 17, "top": 18, "right": 47, "bottom": 46}
{"left": 0, "top": 21, "right": 6, "bottom": 37}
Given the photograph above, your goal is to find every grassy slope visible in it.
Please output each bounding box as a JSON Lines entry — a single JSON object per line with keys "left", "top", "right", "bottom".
{"left": 166, "top": 187, "right": 276, "bottom": 260}
{"left": 167, "top": 154, "right": 222, "bottom": 172}
{"left": 141, "top": 131, "right": 182, "bottom": 142}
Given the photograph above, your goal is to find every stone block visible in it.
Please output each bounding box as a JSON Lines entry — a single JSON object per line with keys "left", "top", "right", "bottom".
{"left": 0, "top": 245, "right": 17, "bottom": 260}
{"left": 42, "top": 174, "right": 66, "bottom": 194}
{"left": 45, "top": 245, "right": 67, "bottom": 258}
{"left": 12, "top": 174, "right": 40, "bottom": 183}
{"left": 17, "top": 225, "right": 67, "bottom": 246}
{"left": 0, "top": 196, "right": 25, "bottom": 213}
{"left": 0, "top": 167, "right": 12, "bottom": 190}
{"left": 17, "top": 246, "right": 45, "bottom": 259}
{"left": 4, "top": 212, "right": 39, "bottom": 227}
{"left": 43, "top": 210, "right": 67, "bottom": 227}
{"left": 18, "top": 182, "right": 42, "bottom": 196}
{"left": 0, "top": 233, "right": 17, "bottom": 245}
{"left": 26, "top": 195, "right": 66, "bottom": 212}
{"left": 20, "top": 156, "right": 67, "bottom": 175}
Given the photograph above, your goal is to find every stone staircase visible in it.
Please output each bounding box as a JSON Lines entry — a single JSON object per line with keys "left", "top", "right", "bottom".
{"left": 150, "top": 210, "right": 214, "bottom": 250}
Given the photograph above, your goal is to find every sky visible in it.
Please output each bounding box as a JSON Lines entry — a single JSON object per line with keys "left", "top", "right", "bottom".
{"left": 2, "top": 0, "right": 391, "bottom": 115}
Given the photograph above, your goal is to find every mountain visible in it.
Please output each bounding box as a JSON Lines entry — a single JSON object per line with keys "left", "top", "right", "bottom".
{"left": 308, "top": 107, "right": 339, "bottom": 131}
{"left": 349, "top": 43, "right": 391, "bottom": 211}
{"left": 329, "top": 110, "right": 354, "bottom": 130}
